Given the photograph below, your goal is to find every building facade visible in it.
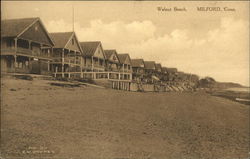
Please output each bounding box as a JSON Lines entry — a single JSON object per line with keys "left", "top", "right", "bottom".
{"left": 1, "top": 17, "right": 54, "bottom": 75}
{"left": 49, "top": 32, "right": 83, "bottom": 78}
{"left": 117, "top": 53, "right": 132, "bottom": 80}
{"left": 131, "top": 59, "right": 145, "bottom": 82}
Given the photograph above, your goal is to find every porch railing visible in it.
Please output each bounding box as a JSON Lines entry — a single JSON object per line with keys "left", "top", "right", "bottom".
{"left": 1, "top": 47, "right": 50, "bottom": 58}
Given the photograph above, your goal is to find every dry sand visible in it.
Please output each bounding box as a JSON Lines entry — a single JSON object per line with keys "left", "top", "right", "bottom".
{"left": 1, "top": 77, "right": 249, "bottom": 159}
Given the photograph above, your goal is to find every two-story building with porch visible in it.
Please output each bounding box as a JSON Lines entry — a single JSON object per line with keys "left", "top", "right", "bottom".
{"left": 131, "top": 59, "right": 145, "bottom": 82}
{"left": 144, "top": 61, "right": 156, "bottom": 75}
{"left": 1, "top": 17, "right": 54, "bottom": 75}
{"left": 49, "top": 32, "right": 83, "bottom": 78}
{"left": 117, "top": 54, "right": 132, "bottom": 80}
{"left": 79, "top": 41, "right": 106, "bottom": 72}
{"left": 104, "top": 50, "right": 121, "bottom": 79}
{"left": 164, "top": 67, "right": 178, "bottom": 84}
{"left": 155, "top": 63, "right": 162, "bottom": 79}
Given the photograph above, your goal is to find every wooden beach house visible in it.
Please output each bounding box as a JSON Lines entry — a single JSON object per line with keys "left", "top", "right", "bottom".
{"left": 167, "top": 68, "right": 178, "bottom": 84}
{"left": 143, "top": 61, "right": 157, "bottom": 83}
{"left": 103, "top": 50, "right": 121, "bottom": 79}
{"left": 190, "top": 74, "right": 199, "bottom": 83}
{"left": 49, "top": 32, "right": 83, "bottom": 78}
{"left": 161, "top": 67, "right": 169, "bottom": 81}
{"left": 155, "top": 63, "right": 163, "bottom": 79}
{"left": 1, "top": 17, "right": 54, "bottom": 74}
{"left": 117, "top": 53, "right": 132, "bottom": 80}
{"left": 104, "top": 50, "right": 120, "bottom": 72}
{"left": 79, "top": 41, "right": 106, "bottom": 72}
{"left": 131, "top": 59, "right": 145, "bottom": 81}
{"left": 155, "top": 63, "right": 162, "bottom": 73}
{"left": 144, "top": 61, "right": 156, "bottom": 75}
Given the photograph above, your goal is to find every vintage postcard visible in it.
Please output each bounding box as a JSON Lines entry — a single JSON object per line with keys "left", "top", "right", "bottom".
{"left": 1, "top": 1, "right": 249, "bottom": 159}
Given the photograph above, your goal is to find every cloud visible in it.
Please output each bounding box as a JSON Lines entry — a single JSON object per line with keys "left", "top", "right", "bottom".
{"left": 45, "top": 17, "right": 249, "bottom": 86}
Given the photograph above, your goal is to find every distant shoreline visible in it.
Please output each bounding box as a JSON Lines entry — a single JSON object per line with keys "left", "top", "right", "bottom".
{"left": 210, "top": 87, "right": 250, "bottom": 105}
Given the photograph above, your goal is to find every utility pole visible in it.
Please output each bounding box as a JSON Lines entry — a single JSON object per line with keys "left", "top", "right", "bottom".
{"left": 72, "top": 5, "right": 74, "bottom": 32}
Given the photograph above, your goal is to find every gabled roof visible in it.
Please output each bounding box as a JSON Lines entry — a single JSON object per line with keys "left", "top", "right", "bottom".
{"left": 104, "top": 50, "right": 120, "bottom": 63}
{"left": 162, "top": 67, "right": 178, "bottom": 73}
{"left": 131, "top": 59, "right": 144, "bottom": 68}
{"left": 2, "top": 17, "right": 37, "bottom": 37}
{"left": 144, "top": 61, "right": 156, "bottom": 70}
{"left": 1, "top": 17, "right": 54, "bottom": 46}
{"left": 155, "top": 63, "right": 162, "bottom": 71}
{"left": 161, "top": 67, "right": 168, "bottom": 73}
{"left": 104, "top": 50, "right": 115, "bottom": 59}
{"left": 50, "top": 32, "right": 82, "bottom": 53}
{"left": 50, "top": 32, "right": 73, "bottom": 48}
{"left": 117, "top": 54, "right": 131, "bottom": 65}
{"left": 167, "top": 68, "right": 178, "bottom": 73}
{"left": 79, "top": 41, "right": 101, "bottom": 57}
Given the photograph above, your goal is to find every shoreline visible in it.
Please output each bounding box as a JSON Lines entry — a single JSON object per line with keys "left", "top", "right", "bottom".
{"left": 1, "top": 77, "right": 249, "bottom": 158}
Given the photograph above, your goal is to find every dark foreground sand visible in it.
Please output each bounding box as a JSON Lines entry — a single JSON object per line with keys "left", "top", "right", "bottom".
{"left": 1, "top": 78, "right": 249, "bottom": 159}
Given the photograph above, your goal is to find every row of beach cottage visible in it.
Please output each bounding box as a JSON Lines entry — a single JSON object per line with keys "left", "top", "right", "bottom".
{"left": 1, "top": 17, "right": 199, "bottom": 91}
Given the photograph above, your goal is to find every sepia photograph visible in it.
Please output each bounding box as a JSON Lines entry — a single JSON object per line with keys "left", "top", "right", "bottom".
{"left": 0, "top": 1, "right": 249, "bottom": 159}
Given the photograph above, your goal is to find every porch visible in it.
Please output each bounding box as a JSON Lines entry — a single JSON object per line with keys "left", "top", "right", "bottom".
{"left": 53, "top": 71, "right": 132, "bottom": 81}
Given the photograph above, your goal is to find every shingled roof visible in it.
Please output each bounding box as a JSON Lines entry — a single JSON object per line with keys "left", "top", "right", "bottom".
{"left": 144, "top": 61, "right": 156, "bottom": 70}
{"left": 2, "top": 17, "right": 38, "bottom": 37}
{"left": 162, "top": 67, "right": 177, "bottom": 73}
{"left": 117, "top": 54, "right": 131, "bottom": 65}
{"left": 104, "top": 50, "right": 120, "bottom": 63}
{"left": 50, "top": 32, "right": 73, "bottom": 48}
{"left": 1, "top": 17, "right": 54, "bottom": 46}
{"left": 131, "top": 59, "right": 144, "bottom": 68}
{"left": 161, "top": 67, "right": 168, "bottom": 73}
{"left": 79, "top": 41, "right": 101, "bottom": 57}
{"left": 155, "top": 63, "right": 162, "bottom": 72}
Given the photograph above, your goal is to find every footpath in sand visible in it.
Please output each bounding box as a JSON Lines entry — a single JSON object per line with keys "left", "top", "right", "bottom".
{"left": 1, "top": 77, "right": 249, "bottom": 159}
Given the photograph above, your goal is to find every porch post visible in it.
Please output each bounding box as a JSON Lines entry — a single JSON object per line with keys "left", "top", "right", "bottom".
{"left": 14, "top": 38, "right": 17, "bottom": 72}
{"left": 48, "top": 61, "right": 50, "bottom": 71}
{"left": 91, "top": 56, "right": 94, "bottom": 71}
{"left": 123, "top": 64, "right": 124, "bottom": 79}
{"left": 91, "top": 56, "right": 94, "bottom": 78}
{"left": 28, "top": 57, "right": 31, "bottom": 70}
{"left": 80, "top": 56, "right": 83, "bottom": 78}
{"left": 97, "top": 58, "right": 100, "bottom": 72}
{"left": 39, "top": 43, "right": 42, "bottom": 56}
{"left": 74, "top": 51, "right": 77, "bottom": 73}
{"left": 28, "top": 40, "right": 31, "bottom": 50}
{"left": 62, "top": 48, "right": 65, "bottom": 78}
{"left": 47, "top": 47, "right": 50, "bottom": 58}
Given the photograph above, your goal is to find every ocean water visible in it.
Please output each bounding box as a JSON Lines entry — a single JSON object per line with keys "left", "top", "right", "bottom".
{"left": 226, "top": 87, "right": 250, "bottom": 92}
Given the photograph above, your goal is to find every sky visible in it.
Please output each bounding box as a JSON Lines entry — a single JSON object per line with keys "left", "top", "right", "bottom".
{"left": 1, "top": 1, "right": 249, "bottom": 86}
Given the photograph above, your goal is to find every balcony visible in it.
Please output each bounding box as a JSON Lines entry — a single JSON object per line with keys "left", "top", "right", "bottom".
{"left": 120, "top": 69, "right": 132, "bottom": 73}
{"left": 84, "top": 64, "right": 105, "bottom": 71}
{"left": 52, "top": 58, "right": 81, "bottom": 65}
{"left": 1, "top": 47, "right": 50, "bottom": 59}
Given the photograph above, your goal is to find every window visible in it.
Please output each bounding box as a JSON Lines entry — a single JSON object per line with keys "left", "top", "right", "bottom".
{"left": 72, "top": 39, "right": 74, "bottom": 45}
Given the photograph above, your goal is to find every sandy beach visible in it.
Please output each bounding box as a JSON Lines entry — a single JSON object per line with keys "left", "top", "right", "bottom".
{"left": 1, "top": 77, "right": 249, "bottom": 159}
